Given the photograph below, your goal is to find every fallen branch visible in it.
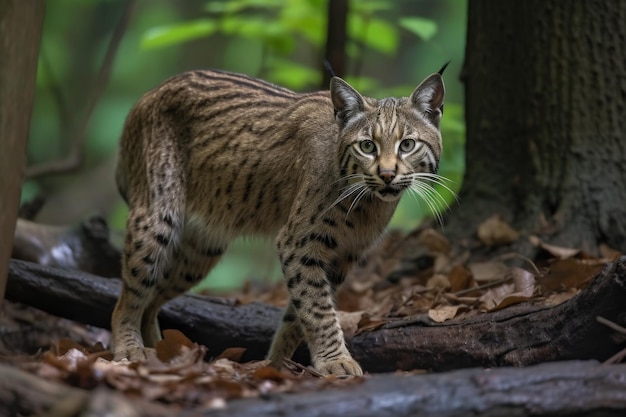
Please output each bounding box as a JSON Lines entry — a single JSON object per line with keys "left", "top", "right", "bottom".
{"left": 2, "top": 361, "right": 626, "bottom": 417}
{"left": 12, "top": 216, "right": 121, "bottom": 278}
{"left": 6, "top": 258, "right": 626, "bottom": 372}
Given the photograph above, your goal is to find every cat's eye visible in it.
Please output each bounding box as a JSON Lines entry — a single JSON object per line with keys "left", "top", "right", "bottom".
{"left": 359, "top": 140, "right": 376, "bottom": 154}
{"left": 399, "top": 138, "right": 416, "bottom": 153}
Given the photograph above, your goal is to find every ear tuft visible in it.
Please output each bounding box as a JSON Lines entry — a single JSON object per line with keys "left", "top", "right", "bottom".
{"left": 330, "top": 77, "right": 365, "bottom": 127}
{"left": 409, "top": 72, "right": 446, "bottom": 128}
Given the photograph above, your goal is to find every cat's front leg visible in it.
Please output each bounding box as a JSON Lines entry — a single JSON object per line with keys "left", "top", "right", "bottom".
{"left": 273, "top": 226, "right": 362, "bottom": 376}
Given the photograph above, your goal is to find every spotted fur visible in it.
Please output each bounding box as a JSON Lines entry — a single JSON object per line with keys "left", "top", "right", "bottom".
{"left": 112, "top": 68, "right": 446, "bottom": 376}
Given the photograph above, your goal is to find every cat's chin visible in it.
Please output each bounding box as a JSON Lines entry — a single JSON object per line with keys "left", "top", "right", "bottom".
{"left": 374, "top": 188, "right": 404, "bottom": 202}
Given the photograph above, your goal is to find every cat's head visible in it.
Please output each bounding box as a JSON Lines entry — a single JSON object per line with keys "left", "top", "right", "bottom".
{"left": 330, "top": 69, "right": 445, "bottom": 204}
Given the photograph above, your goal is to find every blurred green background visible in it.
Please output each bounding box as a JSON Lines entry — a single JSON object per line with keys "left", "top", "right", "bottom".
{"left": 24, "top": 0, "right": 467, "bottom": 290}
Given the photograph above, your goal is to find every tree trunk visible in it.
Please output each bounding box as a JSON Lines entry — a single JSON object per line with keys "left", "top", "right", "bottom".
{"left": 448, "top": 0, "right": 626, "bottom": 255}
{"left": 321, "top": 0, "right": 348, "bottom": 88}
{"left": 0, "top": 0, "right": 45, "bottom": 305}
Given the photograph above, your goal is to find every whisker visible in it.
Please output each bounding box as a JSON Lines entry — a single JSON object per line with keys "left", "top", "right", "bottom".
{"left": 408, "top": 187, "right": 443, "bottom": 228}
{"left": 346, "top": 186, "right": 370, "bottom": 218}
{"left": 412, "top": 173, "right": 460, "bottom": 204}
{"left": 333, "top": 173, "right": 365, "bottom": 185}
{"left": 412, "top": 181, "right": 450, "bottom": 214}
{"left": 410, "top": 182, "right": 445, "bottom": 228}
{"left": 324, "top": 181, "right": 366, "bottom": 215}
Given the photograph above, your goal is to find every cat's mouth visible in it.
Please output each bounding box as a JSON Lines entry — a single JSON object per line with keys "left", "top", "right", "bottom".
{"left": 374, "top": 186, "right": 404, "bottom": 202}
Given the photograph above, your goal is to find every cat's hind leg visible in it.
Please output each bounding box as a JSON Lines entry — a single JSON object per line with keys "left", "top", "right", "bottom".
{"left": 111, "top": 205, "right": 182, "bottom": 361}
{"left": 139, "top": 225, "right": 227, "bottom": 349}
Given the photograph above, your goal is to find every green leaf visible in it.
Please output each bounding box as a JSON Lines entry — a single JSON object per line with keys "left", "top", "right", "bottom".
{"left": 350, "top": 16, "right": 398, "bottom": 54}
{"left": 398, "top": 17, "right": 438, "bottom": 41}
{"left": 141, "top": 19, "right": 217, "bottom": 49}
{"left": 351, "top": 0, "right": 393, "bottom": 13}
{"left": 204, "top": 0, "right": 282, "bottom": 14}
{"left": 221, "top": 16, "right": 294, "bottom": 53}
{"left": 265, "top": 58, "right": 320, "bottom": 90}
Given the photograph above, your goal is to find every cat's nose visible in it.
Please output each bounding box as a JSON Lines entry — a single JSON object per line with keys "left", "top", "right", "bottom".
{"left": 379, "top": 170, "right": 396, "bottom": 184}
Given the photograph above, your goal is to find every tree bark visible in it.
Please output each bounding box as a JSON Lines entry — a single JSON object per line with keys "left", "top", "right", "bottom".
{"left": 321, "top": 0, "right": 348, "bottom": 88}
{"left": 448, "top": 0, "right": 626, "bottom": 255}
{"left": 0, "top": 1, "right": 45, "bottom": 305}
{"left": 6, "top": 258, "right": 626, "bottom": 372}
{"left": 203, "top": 361, "right": 626, "bottom": 417}
{"left": 2, "top": 361, "right": 626, "bottom": 417}
{"left": 12, "top": 216, "right": 122, "bottom": 278}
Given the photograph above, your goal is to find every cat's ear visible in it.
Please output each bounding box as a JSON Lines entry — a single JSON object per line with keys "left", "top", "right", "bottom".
{"left": 330, "top": 77, "right": 365, "bottom": 126}
{"left": 409, "top": 71, "right": 446, "bottom": 128}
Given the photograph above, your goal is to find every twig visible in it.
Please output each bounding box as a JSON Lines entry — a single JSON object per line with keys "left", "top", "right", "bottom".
{"left": 454, "top": 276, "right": 513, "bottom": 297}
{"left": 26, "top": 0, "right": 138, "bottom": 179}
{"left": 495, "top": 252, "right": 542, "bottom": 275}
{"left": 282, "top": 358, "right": 324, "bottom": 378}
{"left": 603, "top": 348, "right": 626, "bottom": 365}
{"left": 597, "top": 316, "right": 626, "bottom": 365}
{"left": 597, "top": 316, "right": 626, "bottom": 335}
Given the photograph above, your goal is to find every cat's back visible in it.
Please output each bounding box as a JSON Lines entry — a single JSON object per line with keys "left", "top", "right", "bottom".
{"left": 125, "top": 69, "right": 334, "bottom": 150}
{"left": 117, "top": 69, "right": 337, "bottom": 233}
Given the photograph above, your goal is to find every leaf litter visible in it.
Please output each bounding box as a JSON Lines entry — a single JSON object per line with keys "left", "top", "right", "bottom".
{"left": 18, "top": 329, "right": 363, "bottom": 410}
{"left": 1, "top": 213, "right": 621, "bottom": 410}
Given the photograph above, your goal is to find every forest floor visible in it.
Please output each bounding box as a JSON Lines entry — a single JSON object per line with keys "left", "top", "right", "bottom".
{"left": 2, "top": 215, "right": 625, "bottom": 415}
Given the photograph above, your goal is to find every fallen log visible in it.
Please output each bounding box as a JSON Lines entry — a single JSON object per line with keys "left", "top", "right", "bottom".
{"left": 12, "top": 216, "right": 122, "bottom": 278}
{"left": 6, "top": 258, "right": 626, "bottom": 372}
{"left": 202, "top": 360, "right": 626, "bottom": 417}
{"left": 2, "top": 361, "right": 626, "bottom": 417}
{"left": 6, "top": 259, "right": 281, "bottom": 362}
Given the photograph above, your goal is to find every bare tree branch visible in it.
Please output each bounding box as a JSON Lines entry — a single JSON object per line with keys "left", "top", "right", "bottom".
{"left": 26, "top": 0, "right": 138, "bottom": 180}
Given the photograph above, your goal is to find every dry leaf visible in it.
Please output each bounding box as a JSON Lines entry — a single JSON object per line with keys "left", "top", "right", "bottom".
{"left": 480, "top": 283, "right": 515, "bottom": 310}
{"left": 252, "top": 366, "right": 291, "bottom": 382}
{"left": 418, "top": 228, "right": 451, "bottom": 254}
{"left": 543, "top": 288, "right": 580, "bottom": 306}
{"left": 477, "top": 215, "right": 519, "bottom": 246}
{"left": 599, "top": 244, "right": 622, "bottom": 261}
{"left": 539, "top": 258, "right": 604, "bottom": 291}
{"left": 426, "top": 274, "right": 450, "bottom": 290}
{"left": 528, "top": 235, "right": 580, "bottom": 259}
{"left": 216, "top": 347, "right": 247, "bottom": 362}
{"left": 156, "top": 329, "right": 196, "bottom": 363}
{"left": 428, "top": 305, "right": 462, "bottom": 323}
{"left": 488, "top": 295, "right": 531, "bottom": 312}
{"left": 356, "top": 315, "right": 388, "bottom": 334}
{"left": 511, "top": 267, "right": 536, "bottom": 296}
{"left": 56, "top": 339, "right": 88, "bottom": 356}
{"left": 468, "top": 261, "right": 509, "bottom": 281}
{"left": 448, "top": 264, "right": 474, "bottom": 292}
{"left": 480, "top": 268, "right": 535, "bottom": 311}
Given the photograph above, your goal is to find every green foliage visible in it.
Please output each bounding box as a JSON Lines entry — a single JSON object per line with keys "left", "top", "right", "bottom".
{"left": 398, "top": 17, "right": 438, "bottom": 41}
{"left": 349, "top": 14, "right": 399, "bottom": 54}
{"left": 142, "top": 19, "right": 218, "bottom": 49}
{"left": 139, "top": 0, "right": 440, "bottom": 91}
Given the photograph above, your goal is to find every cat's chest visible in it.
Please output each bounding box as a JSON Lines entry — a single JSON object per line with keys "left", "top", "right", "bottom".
{"left": 321, "top": 198, "right": 397, "bottom": 253}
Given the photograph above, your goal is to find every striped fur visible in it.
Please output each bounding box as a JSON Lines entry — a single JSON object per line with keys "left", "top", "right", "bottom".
{"left": 112, "top": 68, "right": 446, "bottom": 376}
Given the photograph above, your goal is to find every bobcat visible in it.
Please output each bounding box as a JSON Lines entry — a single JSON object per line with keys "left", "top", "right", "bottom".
{"left": 112, "top": 66, "right": 446, "bottom": 376}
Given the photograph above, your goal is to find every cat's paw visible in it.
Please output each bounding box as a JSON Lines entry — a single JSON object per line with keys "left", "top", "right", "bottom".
{"left": 314, "top": 354, "right": 363, "bottom": 376}
{"left": 113, "top": 346, "right": 157, "bottom": 363}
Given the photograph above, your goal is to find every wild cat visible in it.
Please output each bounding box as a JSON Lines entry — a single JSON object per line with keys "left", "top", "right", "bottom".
{"left": 112, "top": 66, "right": 446, "bottom": 375}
